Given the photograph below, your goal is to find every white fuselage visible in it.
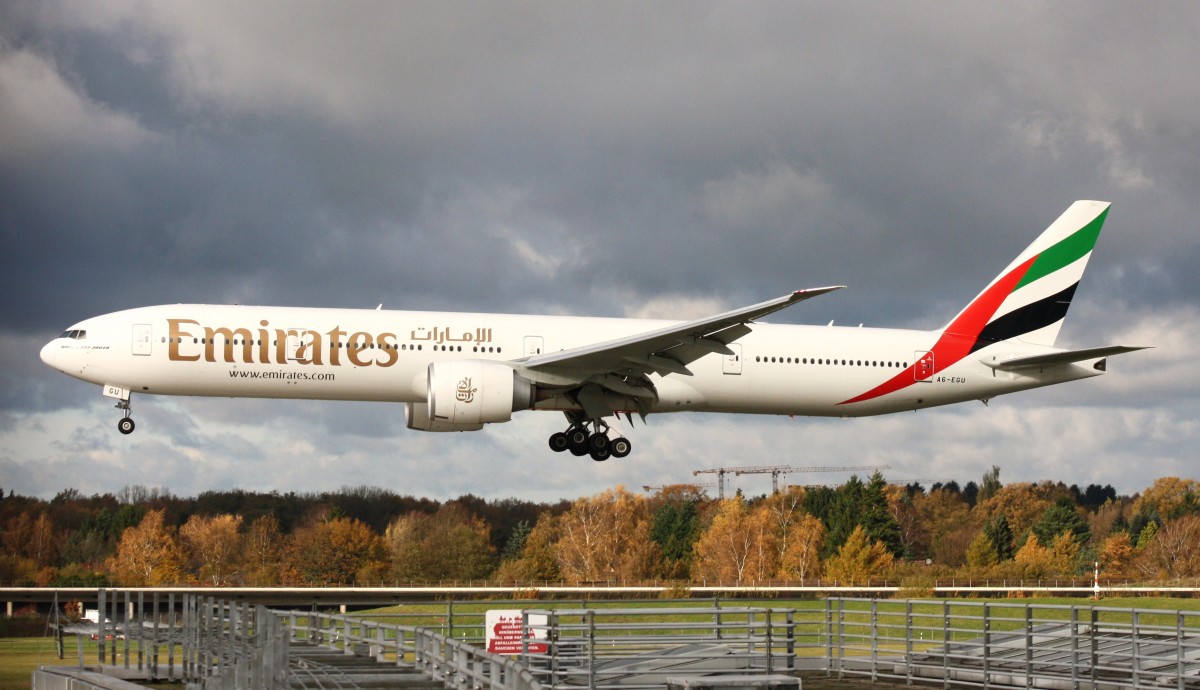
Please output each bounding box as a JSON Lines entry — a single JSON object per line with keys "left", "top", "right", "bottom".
{"left": 39, "top": 303, "right": 1102, "bottom": 419}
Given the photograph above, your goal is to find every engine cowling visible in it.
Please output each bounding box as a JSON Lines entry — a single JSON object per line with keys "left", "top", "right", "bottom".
{"left": 405, "top": 402, "right": 484, "bottom": 432}
{"left": 426, "top": 360, "right": 535, "bottom": 427}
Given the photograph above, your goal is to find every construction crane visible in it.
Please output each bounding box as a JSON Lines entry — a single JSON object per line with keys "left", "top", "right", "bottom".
{"left": 695, "top": 464, "right": 891, "bottom": 497}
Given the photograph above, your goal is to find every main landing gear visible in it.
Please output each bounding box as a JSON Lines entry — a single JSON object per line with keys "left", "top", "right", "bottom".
{"left": 548, "top": 420, "right": 631, "bottom": 462}
{"left": 116, "top": 399, "right": 135, "bottom": 435}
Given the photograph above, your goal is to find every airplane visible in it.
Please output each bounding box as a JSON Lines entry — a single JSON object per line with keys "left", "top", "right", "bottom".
{"left": 41, "top": 200, "right": 1146, "bottom": 461}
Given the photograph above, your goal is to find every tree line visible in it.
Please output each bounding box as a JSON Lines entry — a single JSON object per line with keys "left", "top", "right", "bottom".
{"left": 2, "top": 468, "right": 1199, "bottom": 588}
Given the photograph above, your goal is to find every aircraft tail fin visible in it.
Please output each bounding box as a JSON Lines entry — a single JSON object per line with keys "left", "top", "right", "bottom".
{"left": 941, "top": 200, "right": 1110, "bottom": 350}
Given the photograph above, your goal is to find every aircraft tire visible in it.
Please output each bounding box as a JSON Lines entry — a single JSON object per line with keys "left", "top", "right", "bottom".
{"left": 118, "top": 418, "right": 135, "bottom": 435}
{"left": 588, "top": 432, "right": 610, "bottom": 453}
{"left": 610, "top": 437, "right": 631, "bottom": 458}
{"left": 548, "top": 432, "right": 569, "bottom": 452}
{"left": 590, "top": 446, "right": 610, "bottom": 462}
{"left": 567, "top": 427, "right": 589, "bottom": 447}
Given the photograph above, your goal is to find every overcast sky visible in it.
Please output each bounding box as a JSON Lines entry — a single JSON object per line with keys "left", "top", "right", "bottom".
{"left": 2, "top": 2, "right": 1197, "bottom": 503}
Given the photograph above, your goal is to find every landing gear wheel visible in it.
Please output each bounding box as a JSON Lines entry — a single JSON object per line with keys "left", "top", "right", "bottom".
{"left": 548, "top": 432, "right": 569, "bottom": 453}
{"left": 567, "top": 427, "right": 589, "bottom": 447}
{"left": 117, "top": 417, "right": 135, "bottom": 435}
{"left": 569, "top": 445, "right": 589, "bottom": 457}
{"left": 609, "top": 437, "right": 631, "bottom": 458}
{"left": 588, "top": 432, "right": 610, "bottom": 453}
{"left": 589, "top": 446, "right": 610, "bottom": 462}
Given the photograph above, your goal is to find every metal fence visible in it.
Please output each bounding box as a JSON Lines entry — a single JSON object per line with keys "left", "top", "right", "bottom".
{"left": 826, "top": 597, "right": 1200, "bottom": 689}
{"left": 43, "top": 592, "right": 1200, "bottom": 690}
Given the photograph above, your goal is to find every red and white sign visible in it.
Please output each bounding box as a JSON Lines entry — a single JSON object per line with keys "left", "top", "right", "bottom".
{"left": 485, "top": 610, "right": 548, "bottom": 655}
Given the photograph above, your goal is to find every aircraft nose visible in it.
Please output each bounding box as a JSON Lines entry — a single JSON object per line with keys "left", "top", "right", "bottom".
{"left": 40, "top": 339, "right": 61, "bottom": 370}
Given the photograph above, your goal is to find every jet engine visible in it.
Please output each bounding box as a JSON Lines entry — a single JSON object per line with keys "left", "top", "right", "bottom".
{"left": 405, "top": 402, "right": 483, "bottom": 432}
{"left": 414, "top": 361, "right": 534, "bottom": 430}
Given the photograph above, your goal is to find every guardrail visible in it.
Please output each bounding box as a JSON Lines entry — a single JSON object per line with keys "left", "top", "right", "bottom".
{"left": 288, "top": 609, "right": 544, "bottom": 690}
{"left": 826, "top": 597, "right": 1200, "bottom": 689}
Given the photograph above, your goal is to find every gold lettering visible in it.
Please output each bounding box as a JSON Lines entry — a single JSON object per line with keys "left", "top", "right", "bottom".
{"left": 346, "top": 331, "right": 373, "bottom": 367}
{"left": 297, "top": 329, "right": 324, "bottom": 365}
{"left": 168, "top": 319, "right": 201, "bottom": 361}
{"left": 326, "top": 326, "right": 345, "bottom": 366}
{"left": 206, "top": 327, "right": 254, "bottom": 363}
{"left": 257, "top": 320, "right": 272, "bottom": 363}
{"left": 377, "top": 332, "right": 398, "bottom": 367}
{"left": 273, "top": 328, "right": 288, "bottom": 363}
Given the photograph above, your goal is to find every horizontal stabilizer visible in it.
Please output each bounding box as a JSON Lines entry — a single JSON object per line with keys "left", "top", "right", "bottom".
{"left": 983, "top": 345, "right": 1150, "bottom": 371}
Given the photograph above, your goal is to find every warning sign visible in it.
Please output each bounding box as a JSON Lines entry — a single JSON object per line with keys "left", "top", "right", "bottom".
{"left": 485, "top": 610, "right": 548, "bottom": 655}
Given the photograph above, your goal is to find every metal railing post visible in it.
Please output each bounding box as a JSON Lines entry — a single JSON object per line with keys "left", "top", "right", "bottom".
{"left": 942, "top": 600, "right": 951, "bottom": 690}
{"left": 983, "top": 602, "right": 991, "bottom": 689}
{"left": 587, "top": 609, "right": 596, "bottom": 690}
{"left": 1132, "top": 609, "right": 1141, "bottom": 688}
{"left": 824, "top": 598, "right": 833, "bottom": 675}
{"left": 1090, "top": 607, "right": 1098, "bottom": 688}
{"left": 1024, "top": 604, "right": 1032, "bottom": 689}
{"left": 1070, "top": 606, "right": 1079, "bottom": 689}
{"left": 905, "top": 600, "right": 913, "bottom": 686}
{"left": 870, "top": 599, "right": 878, "bottom": 683}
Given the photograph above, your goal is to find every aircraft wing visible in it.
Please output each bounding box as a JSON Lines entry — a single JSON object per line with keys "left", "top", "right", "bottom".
{"left": 521, "top": 286, "right": 843, "bottom": 382}
{"left": 982, "top": 345, "right": 1150, "bottom": 371}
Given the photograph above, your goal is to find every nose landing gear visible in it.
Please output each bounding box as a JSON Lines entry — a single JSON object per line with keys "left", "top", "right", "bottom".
{"left": 115, "top": 398, "right": 135, "bottom": 435}
{"left": 547, "top": 419, "right": 631, "bottom": 461}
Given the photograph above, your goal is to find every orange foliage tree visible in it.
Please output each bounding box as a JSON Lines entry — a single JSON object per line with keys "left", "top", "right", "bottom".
{"left": 107, "top": 509, "right": 183, "bottom": 586}
{"left": 180, "top": 514, "right": 243, "bottom": 586}
{"left": 554, "top": 486, "right": 658, "bottom": 583}
{"left": 694, "top": 498, "right": 778, "bottom": 585}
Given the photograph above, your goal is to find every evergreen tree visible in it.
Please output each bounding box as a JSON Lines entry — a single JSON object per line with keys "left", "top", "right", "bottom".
{"left": 983, "top": 514, "right": 1015, "bottom": 561}
{"left": 1032, "top": 497, "right": 1089, "bottom": 546}
{"left": 861, "top": 472, "right": 903, "bottom": 556}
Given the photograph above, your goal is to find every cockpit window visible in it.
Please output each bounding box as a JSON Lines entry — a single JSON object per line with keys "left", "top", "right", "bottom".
{"left": 58, "top": 330, "right": 86, "bottom": 340}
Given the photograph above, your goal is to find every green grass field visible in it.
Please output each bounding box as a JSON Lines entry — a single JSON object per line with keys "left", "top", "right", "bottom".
{"left": 0, "top": 636, "right": 87, "bottom": 690}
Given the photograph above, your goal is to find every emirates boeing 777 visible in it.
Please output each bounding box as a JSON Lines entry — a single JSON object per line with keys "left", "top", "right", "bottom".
{"left": 41, "top": 200, "right": 1146, "bottom": 461}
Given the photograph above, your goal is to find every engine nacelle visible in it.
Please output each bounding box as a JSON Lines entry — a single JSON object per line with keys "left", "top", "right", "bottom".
{"left": 405, "top": 402, "right": 484, "bottom": 432}
{"left": 426, "top": 360, "right": 535, "bottom": 427}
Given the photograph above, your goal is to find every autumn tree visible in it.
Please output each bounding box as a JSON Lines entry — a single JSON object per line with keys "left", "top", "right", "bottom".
{"left": 973, "top": 482, "right": 1066, "bottom": 539}
{"left": 1135, "top": 514, "right": 1200, "bottom": 579}
{"left": 179, "top": 514, "right": 243, "bottom": 585}
{"left": 1133, "top": 477, "right": 1200, "bottom": 521}
{"left": 760, "top": 488, "right": 810, "bottom": 565}
{"left": 965, "top": 532, "right": 999, "bottom": 571}
{"left": 823, "top": 525, "right": 894, "bottom": 585}
{"left": 778, "top": 514, "right": 824, "bottom": 583}
{"left": 1013, "top": 533, "right": 1055, "bottom": 579}
{"left": 694, "top": 498, "right": 777, "bottom": 585}
{"left": 1098, "top": 533, "right": 1135, "bottom": 576}
{"left": 554, "top": 486, "right": 658, "bottom": 583}
{"left": 913, "top": 488, "right": 971, "bottom": 565}
{"left": 494, "top": 512, "right": 561, "bottom": 583}
{"left": 107, "top": 509, "right": 183, "bottom": 586}
{"left": 287, "top": 516, "right": 386, "bottom": 586}
{"left": 243, "top": 515, "right": 283, "bottom": 585}
{"left": 2, "top": 511, "right": 56, "bottom": 569}
{"left": 384, "top": 503, "right": 495, "bottom": 582}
